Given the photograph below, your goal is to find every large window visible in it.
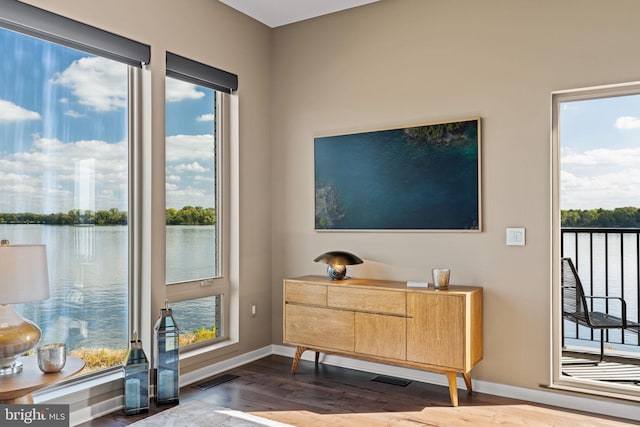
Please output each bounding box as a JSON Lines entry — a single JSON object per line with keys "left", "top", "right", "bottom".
{"left": 0, "top": 26, "right": 131, "bottom": 372}
{"left": 165, "top": 53, "right": 235, "bottom": 349}
{"left": 0, "top": 0, "right": 149, "bottom": 376}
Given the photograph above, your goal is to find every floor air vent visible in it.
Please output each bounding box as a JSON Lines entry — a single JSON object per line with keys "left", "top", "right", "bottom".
{"left": 371, "top": 375, "right": 411, "bottom": 387}
{"left": 192, "top": 374, "right": 239, "bottom": 390}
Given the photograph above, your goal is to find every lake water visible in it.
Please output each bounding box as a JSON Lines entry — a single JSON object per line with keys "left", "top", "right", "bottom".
{"left": 1, "top": 224, "right": 216, "bottom": 351}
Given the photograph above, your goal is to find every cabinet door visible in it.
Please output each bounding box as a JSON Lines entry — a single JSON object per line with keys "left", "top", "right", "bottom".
{"left": 406, "top": 293, "right": 465, "bottom": 370}
{"left": 284, "top": 304, "right": 354, "bottom": 352}
{"left": 355, "top": 313, "right": 406, "bottom": 360}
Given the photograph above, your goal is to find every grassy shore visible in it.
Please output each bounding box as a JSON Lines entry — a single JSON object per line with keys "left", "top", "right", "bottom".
{"left": 69, "top": 326, "right": 216, "bottom": 374}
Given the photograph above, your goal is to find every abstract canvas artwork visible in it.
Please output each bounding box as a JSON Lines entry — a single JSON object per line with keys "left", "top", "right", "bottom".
{"left": 314, "top": 117, "right": 481, "bottom": 231}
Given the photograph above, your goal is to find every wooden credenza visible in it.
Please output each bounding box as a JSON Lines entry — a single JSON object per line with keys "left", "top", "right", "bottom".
{"left": 283, "top": 276, "right": 483, "bottom": 406}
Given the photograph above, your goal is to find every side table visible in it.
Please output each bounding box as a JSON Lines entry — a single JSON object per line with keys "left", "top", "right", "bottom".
{"left": 0, "top": 355, "right": 85, "bottom": 404}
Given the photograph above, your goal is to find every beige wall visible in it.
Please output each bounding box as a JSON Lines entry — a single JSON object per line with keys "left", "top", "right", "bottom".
{"left": 25, "top": 0, "right": 274, "bottom": 371}
{"left": 270, "top": 0, "right": 640, "bottom": 389}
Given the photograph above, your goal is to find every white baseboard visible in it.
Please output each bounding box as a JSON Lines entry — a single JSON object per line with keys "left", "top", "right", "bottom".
{"left": 63, "top": 344, "right": 640, "bottom": 425}
{"left": 71, "top": 396, "right": 123, "bottom": 426}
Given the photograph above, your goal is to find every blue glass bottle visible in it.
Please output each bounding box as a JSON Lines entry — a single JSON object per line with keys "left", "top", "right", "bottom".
{"left": 123, "top": 332, "right": 149, "bottom": 415}
{"left": 154, "top": 300, "right": 179, "bottom": 405}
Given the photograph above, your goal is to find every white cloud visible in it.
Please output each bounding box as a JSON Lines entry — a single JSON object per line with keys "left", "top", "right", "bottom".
{"left": 51, "top": 57, "right": 128, "bottom": 112}
{"left": 65, "top": 110, "right": 85, "bottom": 118}
{"left": 197, "top": 113, "right": 215, "bottom": 122}
{"left": 0, "top": 172, "right": 38, "bottom": 196}
{"left": 166, "top": 134, "right": 214, "bottom": 162}
{"left": 1, "top": 132, "right": 215, "bottom": 212}
{"left": 165, "top": 187, "right": 211, "bottom": 209}
{"left": 166, "top": 78, "right": 205, "bottom": 103}
{"left": 615, "top": 116, "right": 640, "bottom": 130}
{"left": 0, "top": 136, "right": 127, "bottom": 212}
{"left": 0, "top": 99, "right": 41, "bottom": 122}
{"left": 562, "top": 147, "right": 640, "bottom": 168}
{"left": 164, "top": 134, "right": 215, "bottom": 208}
{"left": 561, "top": 147, "right": 640, "bottom": 209}
{"left": 167, "top": 185, "right": 211, "bottom": 201}
{"left": 561, "top": 169, "right": 640, "bottom": 209}
{"left": 174, "top": 161, "right": 207, "bottom": 173}
{"left": 168, "top": 188, "right": 207, "bottom": 197}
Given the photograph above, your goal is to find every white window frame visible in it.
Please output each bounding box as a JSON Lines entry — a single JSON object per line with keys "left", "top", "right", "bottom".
{"left": 164, "top": 84, "right": 231, "bottom": 349}
{"left": 551, "top": 81, "right": 640, "bottom": 402}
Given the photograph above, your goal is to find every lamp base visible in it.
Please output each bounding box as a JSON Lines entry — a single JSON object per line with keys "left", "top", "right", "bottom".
{"left": 0, "top": 304, "right": 42, "bottom": 376}
{"left": 327, "top": 265, "right": 347, "bottom": 280}
{"left": 0, "top": 360, "right": 23, "bottom": 375}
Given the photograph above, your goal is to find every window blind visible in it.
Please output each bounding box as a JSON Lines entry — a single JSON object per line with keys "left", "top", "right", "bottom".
{"left": 0, "top": 0, "right": 150, "bottom": 67}
{"left": 166, "top": 52, "right": 238, "bottom": 94}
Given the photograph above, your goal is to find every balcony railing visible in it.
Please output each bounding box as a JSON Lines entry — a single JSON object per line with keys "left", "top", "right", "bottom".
{"left": 561, "top": 228, "right": 640, "bottom": 355}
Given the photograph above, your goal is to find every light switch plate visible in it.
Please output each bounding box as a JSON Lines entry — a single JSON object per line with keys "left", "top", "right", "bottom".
{"left": 506, "top": 227, "right": 525, "bottom": 246}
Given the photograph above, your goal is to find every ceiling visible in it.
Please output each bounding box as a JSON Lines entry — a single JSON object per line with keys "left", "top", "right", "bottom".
{"left": 219, "top": 0, "right": 380, "bottom": 28}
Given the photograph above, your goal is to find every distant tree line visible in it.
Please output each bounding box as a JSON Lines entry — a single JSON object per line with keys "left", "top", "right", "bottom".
{"left": 562, "top": 207, "right": 640, "bottom": 228}
{"left": 166, "top": 206, "right": 215, "bottom": 225}
{"left": 0, "top": 206, "right": 215, "bottom": 226}
{"left": 7, "top": 205, "right": 636, "bottom": 228}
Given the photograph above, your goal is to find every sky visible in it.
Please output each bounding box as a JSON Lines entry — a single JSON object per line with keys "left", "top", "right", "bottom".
{"left": 0, "top": 27, "right": 215, "bottom": 214}
{"left": 560, "top": 93, "right": 640, "bottom": 210}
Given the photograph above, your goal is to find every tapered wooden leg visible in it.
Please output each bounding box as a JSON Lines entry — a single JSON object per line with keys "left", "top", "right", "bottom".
{"left": 445, "top": 372, "right": 459, "bottom": 407}
{"left": 314, "top": 351, "right": 320, "bottom": 366}
{"left": 462, "top": 372, "right": 472, "bottom": 392}
{"left": 291, "top": 346, "right": 308, "bottom": 374}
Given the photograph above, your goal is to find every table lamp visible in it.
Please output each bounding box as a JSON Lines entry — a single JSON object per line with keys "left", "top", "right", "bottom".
{"left": 314, "top": 250, "right": 363, "bottom": 280}
{"left": 0, "top": 240, "right": 50, "bottom": 375}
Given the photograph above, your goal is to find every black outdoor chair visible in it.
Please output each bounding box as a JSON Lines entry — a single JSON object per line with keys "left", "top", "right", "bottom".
{"left": 561, "top": 257, "right": 640, "bottom": 363}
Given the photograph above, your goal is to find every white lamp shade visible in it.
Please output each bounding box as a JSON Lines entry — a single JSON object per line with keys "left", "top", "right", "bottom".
{"left": 0, "top": 244, "right": 50, "bottom": 304}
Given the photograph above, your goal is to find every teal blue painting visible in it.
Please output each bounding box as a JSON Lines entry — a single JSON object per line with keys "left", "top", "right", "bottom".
{"left": 314, "top": 118, "right": 481, "bottom": 231}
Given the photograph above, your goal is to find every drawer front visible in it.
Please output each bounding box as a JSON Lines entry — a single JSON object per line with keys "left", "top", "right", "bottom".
{"left": 284, "top": 304, "right": 354, "bottom": 351}
{"left": 284, "top": 281, "right": 327, "bottom": 306}
{"left": 328, "top": 286, "right": 405, "bottom": 315}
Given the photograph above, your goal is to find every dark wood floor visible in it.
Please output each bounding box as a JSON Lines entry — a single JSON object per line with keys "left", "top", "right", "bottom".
{"left": 79, "top": 355, "right": 639, "bottom": 426}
